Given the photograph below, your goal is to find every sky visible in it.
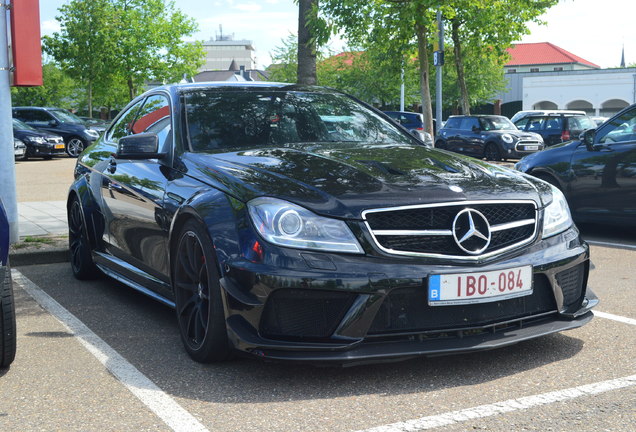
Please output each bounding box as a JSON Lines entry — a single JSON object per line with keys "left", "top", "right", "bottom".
{"left": 38, "top": 0, "right": 633, "bottom": 70}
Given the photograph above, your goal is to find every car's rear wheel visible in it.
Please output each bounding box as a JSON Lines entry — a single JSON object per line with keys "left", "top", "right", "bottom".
{"left": 0, "top": 263, "right": 17, "bottom": 368}
{"left": 66, "top": 137, "right": 86, "bottom": 158}
{"left": 534, "top": 172, "right": 562, "bottom": 191}
{"left": 68, "top": 198, "right": 100, "bottom": 279}
{"left": 484, "top": 143, "right": 501, "bottom": 161}
{"left": 173, "top": 220, "right": 232, "bottom": 363}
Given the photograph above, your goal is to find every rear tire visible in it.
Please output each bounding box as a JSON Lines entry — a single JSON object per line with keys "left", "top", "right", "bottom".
{"left": 534, "top": 173, "right": 562, "bottom": 191}
{"left": 1, "top": 263, "right": 17, "bottom": 368}
{"left": 68, "top": 198, "right": 100, "bottom": 280}
{"left": 173, "top": 220, "right": 232, "bottom": 363}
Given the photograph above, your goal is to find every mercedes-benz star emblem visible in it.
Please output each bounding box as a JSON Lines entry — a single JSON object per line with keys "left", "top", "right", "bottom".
{"left": 452, "top": 209, "right": 491, "bottom": 255}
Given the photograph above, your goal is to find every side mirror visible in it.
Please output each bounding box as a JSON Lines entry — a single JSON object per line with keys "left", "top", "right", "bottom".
{"left": 48, "top": 119, "right": 59, "bottom": 127}
{"left": 472, "top": 125, "right": 481, "bottom": 133}
{"left": 116, "top": 133, "right": 165, "bottom": 159}
{"left": 580, "top": 128, "right": 596, "bottom": 151}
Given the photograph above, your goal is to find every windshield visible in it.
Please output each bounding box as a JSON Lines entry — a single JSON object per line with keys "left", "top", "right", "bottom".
{"left": 479, "top": 117, "right": 517, "bottom": 131}
{"left": 12, "top": 118, "right": 35, "bottom": 130}
{"left": 183, "top": 90, "right": 413, "bottom": 152}
{"left": 50, "top": 109, "right": 84, "bottom": 123}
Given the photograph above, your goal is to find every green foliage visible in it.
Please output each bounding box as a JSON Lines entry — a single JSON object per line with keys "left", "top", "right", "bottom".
{"left": 42, "top": 0, "right": 204, "bottom": 113}
{"left": 11, "top": 63, "right": 81, "bottom": 108}
{"left": 268, "top": 34, "right": 299, "bottom": 83}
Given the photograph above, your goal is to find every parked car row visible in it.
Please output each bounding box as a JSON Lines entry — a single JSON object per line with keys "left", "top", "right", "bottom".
{"left": 10, "top": 106, "right": 107, "bottom": 159}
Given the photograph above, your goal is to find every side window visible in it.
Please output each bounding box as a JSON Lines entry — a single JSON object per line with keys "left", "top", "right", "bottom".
{"left": 106, "top": 99, "right": 145, "bottom": 143}
{"left": 544, "top": 117, "right": 563, "bottom": 131}
{"left": 134, "top": 95, "right": 171, "bottom": 152}
{"left": 526, "top": 117, "right": 544, "bottom": 131}
{"left": 459, "top": 117, "right": 479, "bottom": 131}
{"left": 597, "top": 109, "right": 636, "bottom": 144}
{"left": 444, "top": 117, "right": 461, "bottom": 129}
{"left": 515, "top": 118, "right": 529, "bottom": 130}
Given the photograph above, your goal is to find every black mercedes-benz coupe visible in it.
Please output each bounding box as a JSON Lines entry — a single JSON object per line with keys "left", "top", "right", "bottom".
{"left": 68, "top": 82, "right": 597, "bottom": 365}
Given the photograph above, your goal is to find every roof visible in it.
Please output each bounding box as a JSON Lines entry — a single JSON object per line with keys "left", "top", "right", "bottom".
{"left": 506, "top": 43, "right": 599, "bottom": 68}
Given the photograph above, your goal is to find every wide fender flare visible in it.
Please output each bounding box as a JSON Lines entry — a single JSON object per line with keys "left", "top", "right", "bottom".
{"left": 67, "top": 176, "right": 103, "bottom": 250}
{"left": 168, "top": 190, "right": 247, "bottom": 276}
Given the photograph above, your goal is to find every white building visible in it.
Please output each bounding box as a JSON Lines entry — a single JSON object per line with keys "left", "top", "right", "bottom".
{"left": 498, "top": 43, "right": 635, "bottom": 118}
{"left": 199, "top": 35, "right": 256, "bottom": 71}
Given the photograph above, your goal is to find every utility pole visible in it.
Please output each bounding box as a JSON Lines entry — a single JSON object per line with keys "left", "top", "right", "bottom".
{"left": 0, "top": 0, "right": 19, "bottom": 242}
{"left": 400, "top": 67, "right": 405, "bottom": 112}
{"left": 434, "top": 10, "right": 444, "bottom": 134}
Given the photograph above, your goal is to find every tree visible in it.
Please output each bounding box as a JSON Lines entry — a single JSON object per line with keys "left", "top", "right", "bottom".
{"left": 110, "top": 0, "right": 204, "bottom": 99}
{"left": 443, "top": 0, "right": 558, "bottom": 114}
{"left": 297, "top": 0, "right": 318, "bottom": 84}
{"left": 268, "top": 34, "right": 299, "bottom": 83}
{"left": 10, "top": 62, "right": 80, "bottom": 108}
{"left": 318, "top": 0, "right": 440, "bottom": 136}
{"left": 43, "top": 0, "right": 119, "bottom": 117}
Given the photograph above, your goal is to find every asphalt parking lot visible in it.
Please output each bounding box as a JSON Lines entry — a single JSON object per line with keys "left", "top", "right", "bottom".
{"left": 2, "top": 157, "right": 635, "bottom": 432}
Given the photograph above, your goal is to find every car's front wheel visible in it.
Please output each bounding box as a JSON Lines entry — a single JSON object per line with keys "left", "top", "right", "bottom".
{"left": 0, "top": 263, "right": 17, "bottom": 368}
{"left": 66, "top": 137, "right": 86, "bottom": 158}
{"left": 484, "top": 143, "right": 501, "bottom": 161}
{"left": 173, "top": 220, "right": 232, "bottom": 363}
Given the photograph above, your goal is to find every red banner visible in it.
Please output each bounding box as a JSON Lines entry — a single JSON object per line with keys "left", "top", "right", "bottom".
{"left": 10, "top": 0, "right": 43, "bottom": 86}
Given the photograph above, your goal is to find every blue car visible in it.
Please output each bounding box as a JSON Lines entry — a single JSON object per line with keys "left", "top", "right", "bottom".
{"left": 0, "top": 198, "right": 16, "bottom": 368}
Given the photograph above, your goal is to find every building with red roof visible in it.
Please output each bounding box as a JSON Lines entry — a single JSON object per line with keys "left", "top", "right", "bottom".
{"left": 505, "top": 42, "right": 600, "bottom": 74}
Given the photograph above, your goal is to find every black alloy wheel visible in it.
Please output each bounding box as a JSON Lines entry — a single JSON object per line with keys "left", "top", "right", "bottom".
{"left": 0, "top": 264, "right": 17, "bottom": 368}
{"left": 484, "top": 143, "right": 501, "bottom": 161}
{"left": 68, "top": 198, "right": 99, "bottom": 279}
{"left": 66, "top": 137, "right": 86, "bottom": 158}
{"left": 173, "top": 220, "right": 232, "bottom": 363}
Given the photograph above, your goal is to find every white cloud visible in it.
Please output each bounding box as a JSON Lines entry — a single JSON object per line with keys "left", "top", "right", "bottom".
{"left": 233, "top": 3, "right": 262, "bottom": 12}
{"left": 40, "top": 20, "right": 61, "bottom": 34}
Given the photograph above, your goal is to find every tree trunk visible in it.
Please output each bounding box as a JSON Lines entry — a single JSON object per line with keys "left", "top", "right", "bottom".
{"left": 415, "top": 19, "right": 434, "bottom": 137}
{"left": 87, "top": 81, "right": 93, "bottom": 118}
{"left": 451, "top": 19, "right": 470, "bottom": 115}
{"left": 297, "top": 0, "right": 317, "bottom": 85}
{"left": 127, "top": 77, "right": 135, "bottom": 100}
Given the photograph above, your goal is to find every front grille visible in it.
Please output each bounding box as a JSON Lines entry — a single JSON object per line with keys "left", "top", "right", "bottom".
{"left": 556, "top": 263, "right": 585, "bottom": 308}
{"left": 368, "top": 274, "right": 556, "bottom": 335}
{"left": 363, "top": 201, "right": 537, "bottom": 259}
{"left": 260, "top": 289, "right": 355, "bottom": 340}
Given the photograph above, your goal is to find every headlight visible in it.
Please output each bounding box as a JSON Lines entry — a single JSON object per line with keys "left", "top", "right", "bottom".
{"left": 27, "top": 136, "right": 46, "bottom": 144}
{"left": 542, "top": 185, "right": 573, "bottom": 238}
{"left": 86, "top": 129, "right": 100, "bottom": 138}
{"left": 501, "top": 133, "right": 514, "bottom": 144}
{"left": 248, "top": 197, "right": 363, "bottom": 254}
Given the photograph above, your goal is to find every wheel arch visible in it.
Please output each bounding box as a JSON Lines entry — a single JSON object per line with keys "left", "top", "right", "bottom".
{"left": 168, "top": 190, "right": 244, "bottom": 282}
{"left": 67, "top": 178, "right": 101, "bottom": 250}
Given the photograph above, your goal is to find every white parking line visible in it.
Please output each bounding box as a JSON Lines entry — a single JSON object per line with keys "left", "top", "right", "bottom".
{"left": 12, "top": 270, "right": 210, "bottom": 432}
{"left": 586, "top": 240, "right": 636, "bottom": 250}
{"left": 594, "top": 311, "right": 636, "bottom": 326}
{"left": 355, "top": 374, "right": 636, "bottom": 432}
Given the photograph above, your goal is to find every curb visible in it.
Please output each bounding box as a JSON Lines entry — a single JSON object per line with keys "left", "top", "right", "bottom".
{"left": 10, "top": 247, "right": 69, "bottom": 267}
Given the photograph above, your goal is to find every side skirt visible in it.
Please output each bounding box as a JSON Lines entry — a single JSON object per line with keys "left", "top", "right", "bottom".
{"left": 93, "top": 252, "right": 176, "bottom": 309}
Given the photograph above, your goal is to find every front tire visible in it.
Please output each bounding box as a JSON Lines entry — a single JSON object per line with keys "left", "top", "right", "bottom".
{"left": 68, "top": 198, "right": 100, "bottom": 279}
{"left": 484, "top": 143, "right": 501, "bottom": 161}
{"left": 66, "top": 137, "right": 86, "bottom": 158}
{"left": 1, "top": 264, "right": 17, "bottom": 368}
{"left": 173, "top": 220, "right": 232, "bottom": 363}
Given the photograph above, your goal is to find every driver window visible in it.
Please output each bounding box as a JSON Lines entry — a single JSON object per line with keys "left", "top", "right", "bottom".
{"left": 597, "top": 109, "right": 636, "bottom": 144}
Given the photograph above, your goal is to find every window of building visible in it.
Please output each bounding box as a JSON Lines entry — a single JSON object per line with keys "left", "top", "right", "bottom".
{"left": 554, "top": 67, "right": 564, "bottom": 71}
{"left": 507, "top": 69, "right": 517, "bottom": 74}
{"left": 530, "top": 68, "right": 540, "bottom": 73}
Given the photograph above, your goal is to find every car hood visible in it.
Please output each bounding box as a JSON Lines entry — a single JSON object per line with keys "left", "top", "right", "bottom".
{"left": 487, "top": 130, "right": 540, "bottom": 140}
{"left": 184, "top": 143, "right": 547, "bottom": 219}
{"left": 14, "top": 129, "right": 61, "bottom": 139}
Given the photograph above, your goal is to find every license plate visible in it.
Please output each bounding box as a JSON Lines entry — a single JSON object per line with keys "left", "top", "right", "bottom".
{"left": 428, "top": 265, "right": 532, "bottom": 306}
{"left": 524, "top": 145, "right": 538, "bottom": 151}
{"left": 55, "top": 144, "right": 65, "bottom": 149}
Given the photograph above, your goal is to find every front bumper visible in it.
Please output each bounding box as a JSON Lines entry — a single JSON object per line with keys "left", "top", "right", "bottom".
{"left": 28, "top": 143, "right": 67, "bottom": 157}
{"left": 220, "top": 226, "right": 596, "bottom": 364}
